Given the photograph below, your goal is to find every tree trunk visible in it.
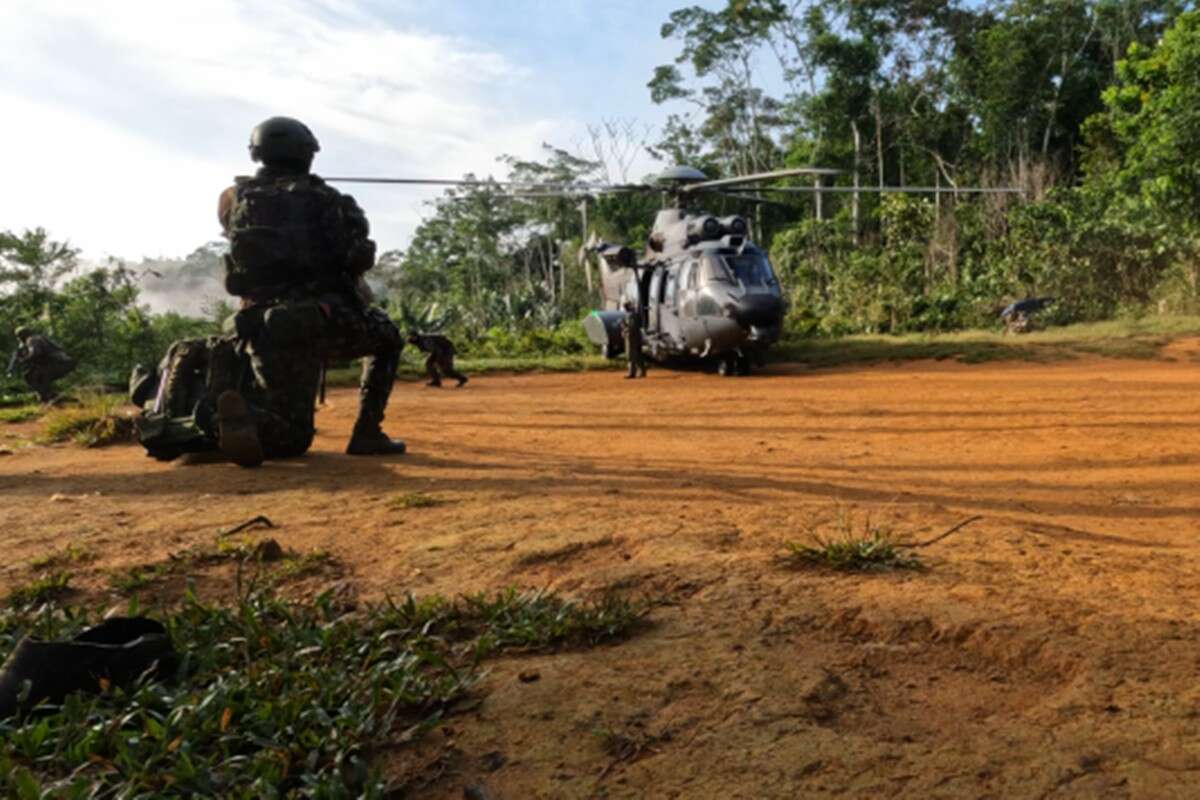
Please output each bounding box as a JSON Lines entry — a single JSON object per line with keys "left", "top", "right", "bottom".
{"left": 852, "top": 120, "right": 862, "bottom": 243}
{"left": 557, "top": 239, "right": 565, "bottom": 303}
{"left": 873, "top": 93, "right": 885, "bottom": 190}
{"left": 579, "top": 200, "right": 593, "bottom": 294}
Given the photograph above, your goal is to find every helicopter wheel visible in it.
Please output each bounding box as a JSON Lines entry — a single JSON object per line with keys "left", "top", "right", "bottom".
{"left": 717, "top": 357, "right": 737, "bottom": 377}
{"left": 735, "top": 354, "right": 751, "bottom": 376}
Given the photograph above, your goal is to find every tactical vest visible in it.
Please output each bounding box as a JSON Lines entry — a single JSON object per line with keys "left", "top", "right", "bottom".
{"left": 223, "top": 175, "right": 373, "bottom": 298}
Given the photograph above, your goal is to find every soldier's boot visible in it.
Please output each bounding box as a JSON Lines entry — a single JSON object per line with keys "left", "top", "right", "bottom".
{"left": 456, "top": 375, "right": 468, "bottom": 388}
{"left": 206, "top": 337, "right": 242, "bottom": 397}
{"left": 0, "top": 617, "right": 174, "bottom": 719}
{"left": 346, "top": 351, "right": 406, "bottom": 456}
{"left": 445, "top": 362, "right": 468, "bottom": 388}
{"left": 216, "top": 390, "right": 264, "bottom": 468}
{"left": 346, "top": 428, "right": 407, "bottom": 455}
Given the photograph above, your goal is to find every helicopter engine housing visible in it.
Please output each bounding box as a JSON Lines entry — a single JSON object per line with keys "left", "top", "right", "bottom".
{"left": 583, "top": 310, "right": 625, "bottom": 357}
{"left": 686, "top": 216, "right": 722, "bottom": 244}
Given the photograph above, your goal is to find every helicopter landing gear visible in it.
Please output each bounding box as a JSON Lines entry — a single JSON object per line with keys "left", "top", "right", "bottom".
{"left": 718, "top": 354, "right": 750, "bottom": 376}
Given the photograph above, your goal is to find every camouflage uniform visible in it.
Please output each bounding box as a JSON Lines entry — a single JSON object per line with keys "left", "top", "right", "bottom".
{"left": 619, "top": 308, "right": 646, "bottom": 379}
{"left": 13, "top": 332, "right": 75, "bottom": 401}
{"left": 406, "top": 333, "right": 467, "bottom": 387}
{"left": 1002, "top": 311, "right": 1032, "bottom": 335}
{"left": 218, "top": 163, "right": 404, "bottom": 457}
{"left": 133, "top": 334, "right": 314, "bottom": 461}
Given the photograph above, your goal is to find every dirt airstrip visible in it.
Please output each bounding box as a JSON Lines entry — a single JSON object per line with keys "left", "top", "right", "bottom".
{"left": 4, "top": 345, "right": 1200, "bottom": 798}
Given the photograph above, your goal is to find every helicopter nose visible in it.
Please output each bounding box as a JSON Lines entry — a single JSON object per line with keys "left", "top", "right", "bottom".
{"left": 731, "top": 294, "right": 783, "bottom": 327}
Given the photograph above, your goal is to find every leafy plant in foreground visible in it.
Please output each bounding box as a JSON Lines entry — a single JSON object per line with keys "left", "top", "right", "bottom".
{"left": 0, "top": 587, "right": 647, "bottom": 797}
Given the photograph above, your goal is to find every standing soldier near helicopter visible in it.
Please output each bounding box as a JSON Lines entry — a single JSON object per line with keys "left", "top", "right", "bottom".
{"left": 619, "top": 301, "right": 646, "bottom": 379}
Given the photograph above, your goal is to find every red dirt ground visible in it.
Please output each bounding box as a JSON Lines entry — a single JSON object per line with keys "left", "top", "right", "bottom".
{"left": 4, "top": 346, "right": 1200, "bottom": 798}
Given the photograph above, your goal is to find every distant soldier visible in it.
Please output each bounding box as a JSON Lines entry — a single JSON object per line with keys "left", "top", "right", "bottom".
{"left": 407, "top": 331, "right": 467, "bottom": 388}
{"left": 9, "top": 326, "right": 75, "bottom": 402}
{"left": 619, "top": 302, "right": 646, "bottom": 379}
{"left": 1000, "top": 296, "right": 1054, "bottom": 335}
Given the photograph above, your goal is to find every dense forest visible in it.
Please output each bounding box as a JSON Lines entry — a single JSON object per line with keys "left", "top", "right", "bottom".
{"left": 5, "top": 0, "right": 1200, "bottom": 389}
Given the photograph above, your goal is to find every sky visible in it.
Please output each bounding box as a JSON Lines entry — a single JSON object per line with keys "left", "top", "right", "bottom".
{"left": 0, "top": 0, "right": 709, "bottom": 261}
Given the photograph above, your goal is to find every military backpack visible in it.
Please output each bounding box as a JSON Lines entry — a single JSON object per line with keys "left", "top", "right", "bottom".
{"left": 224, "top": 175, "right": 374, "bottom": 297}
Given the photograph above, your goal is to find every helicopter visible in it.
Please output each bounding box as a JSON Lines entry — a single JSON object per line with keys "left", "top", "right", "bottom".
{"left": 325, "top": 165, "right": 1021, "bottom": 377}
{"left": 328, "top": 164, "right": 837, "bottom": 376}
{"left": 575, "top": 165, "right": 841, "bottom": 376}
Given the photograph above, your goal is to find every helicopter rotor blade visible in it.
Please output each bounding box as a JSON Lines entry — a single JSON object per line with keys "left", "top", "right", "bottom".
{"left": 323, "top": 176, "right": 640, "bottom": 193}
{"left": 717, "top": 192, "right": 794, "bottom": 208}
{"left": 751, "top": 185, "right": 1024, "bottom": 194}
{"left": 324, "top": 177, "right": 670, "bottom": 207}
{"left": 681, "top": 167, "right": 843, "bottom": 193}
{"left": 325, "top": 177, "right": 533, "bottom": 188}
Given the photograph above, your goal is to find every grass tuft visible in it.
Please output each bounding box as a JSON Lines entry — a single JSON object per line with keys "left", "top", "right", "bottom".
{"left": 0, "top": 405, "right": 41, "bottom": 424}
{"left": 29, "top": 544, "right": 92, "bottom": 571}
{"left": 109, "top": 538, "right": 339, "bottom": 596}
{"left": 274, "top": 549, "right": 335, "bottom": 580}
{"left": 783, "top": 533, "right": 922, "bottom": 572}
{"left": 390, "top": 492, "right": 445, "bottom": 509}
{"left": 383, "top": 587, "right": 649, "bottom": 656}
{"left": 7, "top": 572, "right": 72, "bottom": 607}
{"left": 782, "top": 509, "right": 923, "bottom": 572}
{"left": 108, "top": 565, "right": 170, "bottom": 595}
{"left": 38, "top": 393, "right": 134, "bottom": 447}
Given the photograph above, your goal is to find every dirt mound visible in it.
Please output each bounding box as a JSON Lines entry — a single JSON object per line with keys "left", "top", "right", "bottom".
{"left": 4, "top": 354, "right": 1200, "bottom": 796}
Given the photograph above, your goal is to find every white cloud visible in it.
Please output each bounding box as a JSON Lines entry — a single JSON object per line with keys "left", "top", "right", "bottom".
{"left": 0, "top": 0, "right": 571, "bottom": 258}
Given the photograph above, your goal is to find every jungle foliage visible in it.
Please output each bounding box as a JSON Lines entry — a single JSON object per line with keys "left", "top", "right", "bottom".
{"left": 0, "top": 230, "right": 215, "bottom": 393}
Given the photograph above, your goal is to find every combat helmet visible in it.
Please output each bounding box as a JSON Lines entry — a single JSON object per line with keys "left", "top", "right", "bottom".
{"left": 13, "top": 325, "right": 34, "bottom": 340}
{"left": 248, "top": 117, "right": 320, "bottom": 167}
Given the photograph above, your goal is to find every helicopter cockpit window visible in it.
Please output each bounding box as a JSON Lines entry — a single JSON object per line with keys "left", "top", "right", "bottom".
{"left": 664, "top": 271, "right": 679, "bottom": 306}
{"left": 699, "top": 256, "right": 733, "bottom": 285}
{"left": 723, "top": 254, "right": 776, "bottom": 287}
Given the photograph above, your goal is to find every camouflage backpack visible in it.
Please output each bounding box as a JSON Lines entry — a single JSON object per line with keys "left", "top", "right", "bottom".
{"left": 134, "top": 337, "right": 244, "bottom": 461}
{"left": 224, "top": 175, "right": 374, "bottom": 297}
